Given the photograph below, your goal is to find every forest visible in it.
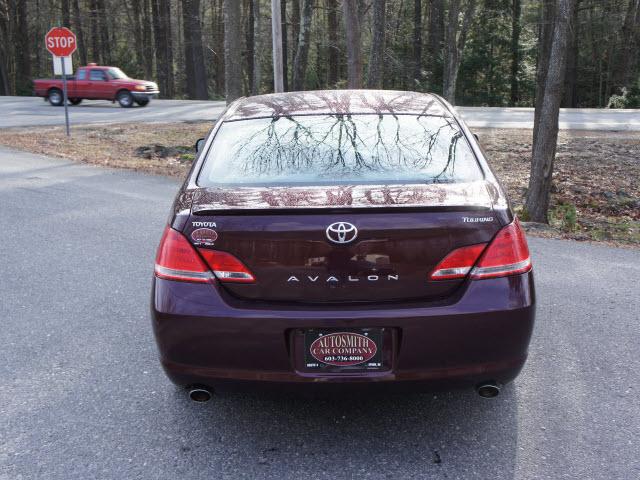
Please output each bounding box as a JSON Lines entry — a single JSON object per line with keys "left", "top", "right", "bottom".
{"left": 0, "top": 0, "right": 639, "bottom": 107}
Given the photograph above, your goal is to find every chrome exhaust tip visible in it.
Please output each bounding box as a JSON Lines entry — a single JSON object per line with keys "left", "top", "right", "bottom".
{"left": 188, "top": 386, "right": 213, "bottom": 402}
{"left": 476, "top": 382, "right": 501, "bottom": 398}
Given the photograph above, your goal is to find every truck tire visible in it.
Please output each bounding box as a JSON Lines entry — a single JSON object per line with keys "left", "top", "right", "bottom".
{"left": 117, "top": 91, "right": 134, "bottom": 108}
{"left": 70, "top": 98, "right": 82, "bottom": 105}
{"left": 48, "top": 89, "right": 64, "bottom": 107}
{"left": 135, "top": 98, "right": 150, "bottom": 107}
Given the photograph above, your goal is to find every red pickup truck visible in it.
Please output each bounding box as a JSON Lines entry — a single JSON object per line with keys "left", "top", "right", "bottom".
{"left": 33, "top": 64, "right": 160, "bottom": 108}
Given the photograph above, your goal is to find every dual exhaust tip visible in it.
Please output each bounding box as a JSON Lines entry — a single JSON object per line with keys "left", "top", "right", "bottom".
{"left": 188, "top": 386, "right": 213, "bottom": 402}
{"left": 476, "top": 382, "right": 501, "bottom": 398}
{"left": 187, "top": 383, "right": 500, "bottom": 401}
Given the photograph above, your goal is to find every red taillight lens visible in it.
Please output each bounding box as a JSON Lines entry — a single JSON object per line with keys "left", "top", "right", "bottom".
{"left": 154, "top": 227, "right": 212, "bottom": 283}
{"left": 430, "top": 243, "right": 487, "bottom": 280}
{"left": 470, "top": 219, "right": 532, "bottom": 279}
{"left": 198, "top": 249, "right": 256, "bottom": 283}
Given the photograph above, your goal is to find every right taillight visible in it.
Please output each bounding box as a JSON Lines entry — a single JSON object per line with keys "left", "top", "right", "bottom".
{"left": 470, "top": 218, "right": 532, "bottom": 280}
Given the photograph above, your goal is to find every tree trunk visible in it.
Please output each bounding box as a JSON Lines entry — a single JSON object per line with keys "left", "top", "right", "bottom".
{"left": 0, "top": 0, "right": 9, "bottom": 95}
{"left": 72, "top": 0, "right": 88, "bottom": 65}
{"left": 132, "top": 0, "right": 146, "bottom": 74}
{"left": 14, "top": 0, "right": 30, "bottom": 95}
{"left": 252, "top": 0, "right": 261, "bottom": 94}
{"left": 142, "top": 0, "right": 153, "bottom": 78}
{"left": 326, "top": 0, "right": 339, "bottom": 87}
{"left": 182, "top": 0, "right": 208, "bottom": 99}
{"left": 533, "top": 0, "right": 555, "bottom": 140}
{"left": 246, "top": 0, "right": 254, "bottom": 93}
{"left": 367, "top": 0, "right": 385, "bottom": 88}
{"left": 89, "top": 0, "right": 101, "bottom": 63}
{"left": 427, "top": 0, "right": 444, "bottom": 90}
{"left": 342, "top": 0, "right": 362, "bottom": 88}
{"left": 444, "top": 0, "right": 460, "bottom": 102}
{"left": 562, "top": 0, "right": 580, "bottom": 107}
{"left": 281, "top": 0, "right": 289, "bottom": 91}
{"left": 290, "top": 0, "right": 300, "bottom": 72}
{"left": 223, "top": 0, "right": 242, "bottom": 102}
{"left": 213, "top": 0, "right": 224, "bottom": 96}
{"left": 443, "top": 0, "right": 476, "bottom": 104}
{"left": 152, "top": 0, "right": 174, "bottom": 97}
{"left": 413, "top": 0, "right": 422, "bottom": 86}
{"left": 61, "top": 0, "right": 70, "bottom": 27}
{"left": 182, "top": 0, "right": 195, "bottom": 97}
{"left": 524, "top": 0, "right": 575, "bottom": 223}
{"left": 96, "top": 0, "right": 111, "bottom": 64}
{"left": 292, "top": 0, "right": 313, "bottom": 90}
{"left": 611, "top": 0, "right": 640, "bottom": 93}
{"left": 509, "top": 0, "right": 521, "bottom": 106}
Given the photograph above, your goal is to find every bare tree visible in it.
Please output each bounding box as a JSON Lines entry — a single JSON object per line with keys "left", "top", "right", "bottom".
{"left": 252, "top": 0, "right": 261, "bottom": 94}
{"left": 342, "top": 0, "right": 362, "bottom": 88}
{"left": 443, "top": 0, "right": 476, "bottom": 104}
{"left": 427, "top": 0, "right": 444, "bottom": 89}
{"left": 524, "top": 0, "right": 576, "bottom": 222}
{"left": 72, "top": 0, "right": 88, "bottom": 65}
{"left": 61, "top": 0, "right": 71, "bottom": 27}
{"left": 0, "top": 0, "right": 9, "bottom": 95}
{"left": 292, "top": 0, "right": 314, "bottom": 90}
{"left": 141, "top": 0, "right": 153, "bottom": 78}
{"left": 509, "top": 0, "right": 521, "bottom": 105}
{"left": 14, "top": 0, "right": 30, "bottom": 95}
{"left": 182, "top": 0, "right": 208, "bottom": 99}
{"left": 151, "top": 0, "right": 174, "bottom": 97}
{"left": 281, "top": 0, "right": 289, "bottom": 91}
{"left": 562, "top": 0, "right": 580, "bottom": 107}
{"left": 326, "top": 0, "right": 339, "bottom": 87}
{"left": 223, "top": 0, "right": 242, "bottom": 102}
{"left": 413, "top": 0, "right": 422, "bottom": 85}
{"left": 367, "top": 0, "right": 386, "bottom": 88}
{"left": 611, "top": 0, "right": 640, "bottom": 94}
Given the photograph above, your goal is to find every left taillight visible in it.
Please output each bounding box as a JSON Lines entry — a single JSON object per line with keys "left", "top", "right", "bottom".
{"left": 154, "top": 227, "right": 213, "bottom": 283}
{"left": 154, "top": 226, "right": 256, "bottom": 284}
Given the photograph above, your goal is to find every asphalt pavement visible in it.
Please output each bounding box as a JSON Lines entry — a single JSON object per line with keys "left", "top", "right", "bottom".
{"left": 2, "top": 95, "right": 639, "bottom": 131}
{"left": 1, "top": 147, "right": 639, "bottom": 479}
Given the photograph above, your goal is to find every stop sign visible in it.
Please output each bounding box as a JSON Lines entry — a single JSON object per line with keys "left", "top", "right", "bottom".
{"left": 45, "top": 27, "right": 77, "bottom": 57}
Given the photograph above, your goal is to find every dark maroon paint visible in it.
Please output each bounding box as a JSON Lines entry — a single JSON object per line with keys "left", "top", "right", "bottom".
{"left": 151, "top": 90, "right": 535, "bottom": 394}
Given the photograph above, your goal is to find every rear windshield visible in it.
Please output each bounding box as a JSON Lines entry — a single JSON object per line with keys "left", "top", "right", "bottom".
{"left": 197, "top": 114, "right": 483, "bottom": 187}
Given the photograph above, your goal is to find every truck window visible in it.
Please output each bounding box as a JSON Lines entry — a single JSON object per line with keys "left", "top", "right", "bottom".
{"left": 77, "top": 69, "right": 86, "bottom": 80}
{"left": 89, "top": 70, "right": 107, "bottom": 81}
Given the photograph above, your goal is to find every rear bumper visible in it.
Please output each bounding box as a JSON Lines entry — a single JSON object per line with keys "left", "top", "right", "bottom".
{"left": 151, "top": 272, "right": 535, "bottom": 393}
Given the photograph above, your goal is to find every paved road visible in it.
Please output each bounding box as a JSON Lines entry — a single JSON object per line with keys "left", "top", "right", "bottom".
{"left": 2, "top": 95, "right": 640, "bottom": 130}
{"left": 1, "top": 148, "right": 639, "bottom": 479}
{"left": 0, "top": 96, "right": 226, "bottom": 128}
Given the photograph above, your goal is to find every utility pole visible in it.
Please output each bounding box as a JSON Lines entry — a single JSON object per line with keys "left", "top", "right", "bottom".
{"left": 271, "top": 0, "right": 284, "bottom": 92}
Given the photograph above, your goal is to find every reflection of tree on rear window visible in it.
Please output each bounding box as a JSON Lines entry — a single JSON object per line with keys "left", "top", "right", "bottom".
{"left": 198, "top": 114, "right": 483, "bottom": 187}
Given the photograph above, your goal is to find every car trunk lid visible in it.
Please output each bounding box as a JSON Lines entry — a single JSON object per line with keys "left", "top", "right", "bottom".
{"left": 184, "top": 182, "right": 502, "bottom": 304}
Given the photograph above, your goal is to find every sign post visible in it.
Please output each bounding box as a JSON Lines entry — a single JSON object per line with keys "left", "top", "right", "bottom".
{"left": 45, "top": 27, "right": 77, "bottom": 137}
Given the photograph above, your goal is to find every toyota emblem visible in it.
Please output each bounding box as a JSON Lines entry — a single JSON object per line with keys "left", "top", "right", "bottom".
{"left": 326, "top": 222, "right": 358, "bottom": 244}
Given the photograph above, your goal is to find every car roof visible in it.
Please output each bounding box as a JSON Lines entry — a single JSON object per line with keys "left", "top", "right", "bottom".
{"left": 222, "top": 90, "right": 452, "bottom": 121}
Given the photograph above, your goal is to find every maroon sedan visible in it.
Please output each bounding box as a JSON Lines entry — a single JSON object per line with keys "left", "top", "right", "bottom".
{"left": 151, "top": 90, "right": 534, "bottom": 401}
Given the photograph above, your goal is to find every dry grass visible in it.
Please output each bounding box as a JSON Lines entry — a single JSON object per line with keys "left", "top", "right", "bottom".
{"left": 479, "top": 129, "right": 640, "bottom": 246}
{"left": 0, "top": 121, "right": 211, "bottom": 177}
{"left": 0, "top": 122, "right": 638, "bottom": 246}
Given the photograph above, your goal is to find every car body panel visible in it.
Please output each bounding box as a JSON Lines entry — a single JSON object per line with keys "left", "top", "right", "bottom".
{"left": 151, "top": 90, "right": 534, "bottom": 394}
